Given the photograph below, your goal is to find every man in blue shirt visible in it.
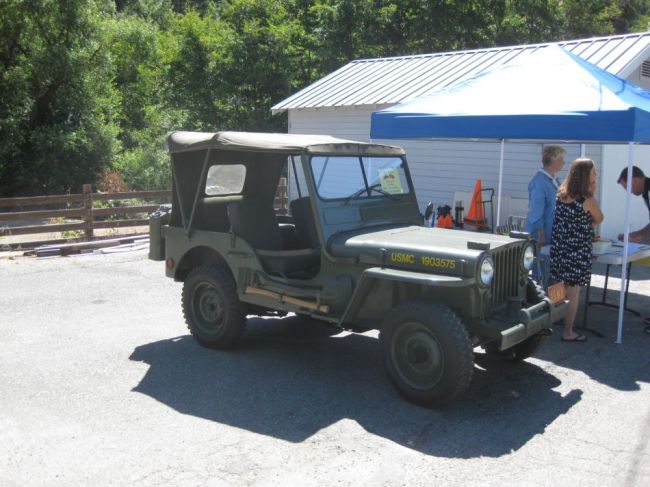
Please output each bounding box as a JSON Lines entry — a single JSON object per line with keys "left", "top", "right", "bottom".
{"left": 526, "top": 145, "right": 566, "bottom": 288}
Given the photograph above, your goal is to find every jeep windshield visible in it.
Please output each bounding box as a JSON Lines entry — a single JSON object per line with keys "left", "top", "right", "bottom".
{"left": 309, "top": 155, "right": 412, "bottom": 201}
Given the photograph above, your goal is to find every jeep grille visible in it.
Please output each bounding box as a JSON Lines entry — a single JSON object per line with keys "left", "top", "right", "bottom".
{"left": 489, "top": 245, "right": 521, "bottom": 308}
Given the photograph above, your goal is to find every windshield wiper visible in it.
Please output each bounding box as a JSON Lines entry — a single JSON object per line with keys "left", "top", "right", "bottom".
{"left": 343, "top": 183, "right": 397, "bottom": 205}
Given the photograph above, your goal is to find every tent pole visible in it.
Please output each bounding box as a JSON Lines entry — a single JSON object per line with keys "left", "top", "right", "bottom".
{"left": 616, "top": 142, "right": 634, "bottom": 344}
{"left": 496, "top": 139, "right": 505, "bottom": 229}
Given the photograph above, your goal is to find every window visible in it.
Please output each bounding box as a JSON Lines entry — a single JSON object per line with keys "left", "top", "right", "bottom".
{"left": 289, "top": 155, "right": 309, "bottom": 200}
{"left": 642, "top": 60, "right": 650, "bottom": 79}
{"left": 310, "top": 155, "right": 410, "bottom": 200}
{"left": 205, "top": 164, "right": 246, "bottom": 195}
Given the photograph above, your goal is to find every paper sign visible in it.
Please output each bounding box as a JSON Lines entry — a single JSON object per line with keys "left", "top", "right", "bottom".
{"left": 379, "top": 168, "right": 403, "bottom": 194}
{"left": 547, "top": 282, "right": 566, "bottom": 305}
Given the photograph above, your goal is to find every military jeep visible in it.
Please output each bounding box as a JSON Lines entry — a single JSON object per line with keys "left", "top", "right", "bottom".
{"left": 150, "top": 131, "right": 568, "bottom": 408}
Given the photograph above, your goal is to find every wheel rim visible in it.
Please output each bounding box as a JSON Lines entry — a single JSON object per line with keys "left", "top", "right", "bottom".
{"left": 391, "top": 321, "right": 444, "bottom": 390}
{"left": 192, "top": 282, "right": 225, "bottom": 335}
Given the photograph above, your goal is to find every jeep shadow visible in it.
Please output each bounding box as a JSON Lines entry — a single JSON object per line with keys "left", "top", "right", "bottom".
{"left": 129, "top": 315, "right": 581, "bottom": 457}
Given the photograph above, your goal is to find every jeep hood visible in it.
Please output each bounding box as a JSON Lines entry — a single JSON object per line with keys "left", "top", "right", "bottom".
{"left": 329, "top": 225, "right": 523, "bottom": 271}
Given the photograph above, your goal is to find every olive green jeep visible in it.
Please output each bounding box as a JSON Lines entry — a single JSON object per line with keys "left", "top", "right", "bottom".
{"left": 150, "top": 131, "right": 568, "bottom": 408}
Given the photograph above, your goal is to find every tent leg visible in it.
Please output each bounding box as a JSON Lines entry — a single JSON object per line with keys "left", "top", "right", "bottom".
{"left": 495, "top": 139, "right": 505, "bottom": 230}
{"left": 616, "top": 142, "right": 634, "bottom": 344}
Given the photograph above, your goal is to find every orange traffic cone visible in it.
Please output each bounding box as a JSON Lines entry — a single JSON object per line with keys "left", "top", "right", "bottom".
{"left": 464, "top": 179, "right": 487, "bottom": 230}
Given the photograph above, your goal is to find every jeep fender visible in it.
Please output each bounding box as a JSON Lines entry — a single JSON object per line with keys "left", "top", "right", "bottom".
{"left": 173, "top": 245, "right": 233, "bottom": 282}
{"left": 339, "top": 266, "right": 473, "bottom": 326}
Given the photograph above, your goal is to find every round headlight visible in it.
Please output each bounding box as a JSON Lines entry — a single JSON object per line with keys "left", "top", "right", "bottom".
{"left": 522, "top": 243, "right": 535, "bottom": 271}
{"left": 479, "top": 255, "right": 494, "bottom": 286}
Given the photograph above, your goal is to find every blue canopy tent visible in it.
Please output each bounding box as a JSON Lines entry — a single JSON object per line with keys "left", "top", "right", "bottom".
{"left": 370, "top": 45, "right": 650, "bottom": 343}
{"left": 371, "top": 45, "right": 650, "bottom": 141}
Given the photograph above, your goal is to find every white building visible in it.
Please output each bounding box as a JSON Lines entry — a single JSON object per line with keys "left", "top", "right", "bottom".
{"left": 273, "top": 32, "right": 650, "bottom": 240}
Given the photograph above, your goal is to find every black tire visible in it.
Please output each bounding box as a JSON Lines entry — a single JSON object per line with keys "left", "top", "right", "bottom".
{"left": 182, "top": 266, "right": 246, "bottom": 349}
{"left": 508, "top": 334, "right": 548, "bottom": 361}
{"left": 379, "top": 301, "right": 474, "bottom": 408}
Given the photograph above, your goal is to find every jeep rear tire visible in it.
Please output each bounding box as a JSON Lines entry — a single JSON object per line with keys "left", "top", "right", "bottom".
{"left": 182, "top": 266, "right": 246, "bottom": 349}
{"left": 380, "top": 301, "right": 473, "bottom": 408}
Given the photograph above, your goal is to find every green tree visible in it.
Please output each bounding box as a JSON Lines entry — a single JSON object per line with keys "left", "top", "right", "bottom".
{"left": 494, "top": 1, "right": 650, "bottom": 46}
{"left": 158, "top": 1, "right": 305, "bottom": 132}
{"left": 216, "top": 0, "right": 306, "bottom": 130}
{"left": 401, "top": 0, "right": 504, "bottom": 52}
{"left": 2, "top": 0, "right": 649, "bottom": 196}
{"left": 493, "top": 0, "right": 561, "bottom": 45}
{"left": 106, "top": 14, "right": 172, "bottom": 189}
{"left": 0, "top": 0, "right": 120, "bottom": 197}
{"left": 158, "top": 9, "right": 231, "bottom": 130}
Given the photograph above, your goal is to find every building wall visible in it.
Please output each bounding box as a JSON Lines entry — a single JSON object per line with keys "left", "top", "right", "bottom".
{"left": 627, "top": 63, "right": 650, "bottom": 90}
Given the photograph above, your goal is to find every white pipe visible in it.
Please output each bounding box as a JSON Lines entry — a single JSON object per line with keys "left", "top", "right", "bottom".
{"left": 580, "top": 143, "right": 586, "bottom": 157}
{"left": 496, "top": 139, "right": 505, "bottom": 228}
{"left": 616, "top": 142, "right": 634, "bottom": 344}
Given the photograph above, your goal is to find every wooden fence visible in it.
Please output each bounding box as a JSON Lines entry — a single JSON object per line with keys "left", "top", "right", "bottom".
{"left": 0, "top": 185, "right": 171, "bottom": 247}
{"left": 0, "top": 178, "right": 288, "bottom": 249}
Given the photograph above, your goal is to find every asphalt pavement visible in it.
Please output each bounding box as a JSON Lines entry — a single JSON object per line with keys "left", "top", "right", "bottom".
{"left": 0, "top": 249, "right": 648, "bottom": 486}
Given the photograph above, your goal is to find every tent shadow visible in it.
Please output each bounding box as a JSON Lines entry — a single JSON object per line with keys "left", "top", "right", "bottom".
{"left": 538, "top": 305, "right": 650, "bottom": 391}
{"left": 129, "top": 315, "right": 581, "bottom": 458}
{"left": 533, "top": 259, "right": 650, "bottom": 391}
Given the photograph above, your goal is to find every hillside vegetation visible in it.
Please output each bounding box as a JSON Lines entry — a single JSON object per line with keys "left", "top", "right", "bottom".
{"left": 1, "top": 0, "right": 648, "bottom": 196}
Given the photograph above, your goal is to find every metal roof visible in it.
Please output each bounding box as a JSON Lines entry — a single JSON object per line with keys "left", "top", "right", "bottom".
{"left": 272, "top": 32, "right": 650, "bottom": 114}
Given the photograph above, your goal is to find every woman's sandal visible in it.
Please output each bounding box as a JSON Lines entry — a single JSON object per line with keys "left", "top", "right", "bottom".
{"left": 561, "top": 334, "right": 587, "bottom": 342}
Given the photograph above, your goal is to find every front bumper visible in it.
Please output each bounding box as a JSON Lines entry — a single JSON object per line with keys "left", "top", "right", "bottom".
{"left": 498, "top": 297, "right": 569, "bottom": 350}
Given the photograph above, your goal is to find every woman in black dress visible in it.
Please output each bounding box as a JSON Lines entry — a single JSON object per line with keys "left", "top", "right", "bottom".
{"left": 550, "top": 158, "right": 604, "bottom": 342}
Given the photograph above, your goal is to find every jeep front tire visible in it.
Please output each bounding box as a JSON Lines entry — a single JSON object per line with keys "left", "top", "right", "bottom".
{"left": 182, "top": 266, "right": 246, "bottom": 349}
{"left": 380, "top": 301, "right": 474, "bottom": 408}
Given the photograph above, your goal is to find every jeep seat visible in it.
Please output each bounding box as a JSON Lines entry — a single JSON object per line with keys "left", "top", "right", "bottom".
{"left": 227, "top": 199, "right": 319, "bottom": 275}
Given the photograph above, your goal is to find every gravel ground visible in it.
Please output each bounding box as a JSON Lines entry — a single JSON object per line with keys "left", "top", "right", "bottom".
{"left": 0, "top": 249, "right": 648, "bottom": 486}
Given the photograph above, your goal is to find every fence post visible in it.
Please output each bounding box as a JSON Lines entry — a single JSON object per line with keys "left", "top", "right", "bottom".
{"left": 83, "top": 184, "right": 94, "bottom": 240}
